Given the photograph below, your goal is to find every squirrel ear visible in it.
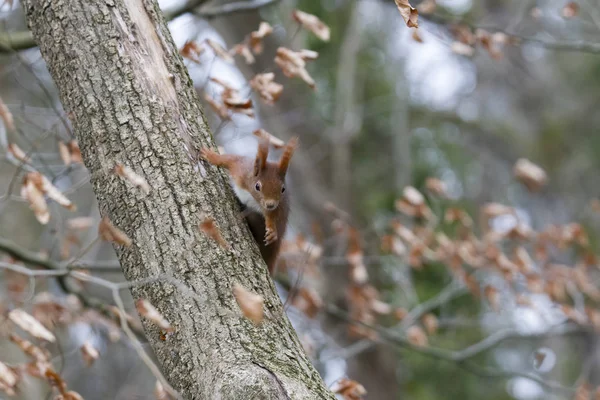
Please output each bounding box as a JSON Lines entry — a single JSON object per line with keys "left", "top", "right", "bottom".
{"left": 253, "top": 138, "right": 269, "bottom": 176}
{"left": 278, "top": 137, "right": 299, "bottom": 177}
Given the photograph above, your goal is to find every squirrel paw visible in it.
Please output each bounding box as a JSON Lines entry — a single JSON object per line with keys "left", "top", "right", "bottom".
{"left": 264, "top": 228, "right": 278, "bottom": 246}
{"left": 200, "top": 147, "right": 214, "bottom": 160}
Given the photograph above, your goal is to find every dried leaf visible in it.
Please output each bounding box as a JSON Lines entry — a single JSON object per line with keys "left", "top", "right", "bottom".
{"left": 476, "top": 29, "right": 503, "bottom": 60}
{"left": 58, "top": 142, "right": 71, "bottom": 166}
{"left": 291, "top": 287, "right": 323, "bottom": 318}
{"left": 395, "top": 0, "right": 419, "bottom": 28}
{"left": 562, "top": 2, "right": 579, "bottom": 18}
{"left": 233, "top": 283, "right": 264, "bottom": 324}
{"left": 9, "top": 333, "right": 50, "bottom": 363}
{"left": 514, "top": 158, "right": 547, "bottom": 191}
{"left": 403, "top": 186, "right": 424, "bottom": 206}
{"left": 198, "top": 214, "right": 229, "bottom": 249}
{"left": 98, "top": 216, "right": 132, "bottom": 247}
{"left": 347, "top": 227, "right": 368, "bottom": 284}
{"left": 575, "top": 382, "right": 591, "bottom": 400}
{"left": 8, "top": 143, "right": 30, "bottom": 163}
{"left": 249, "top": 22, "right": 273, "bottom": 54}
{"left": 67, "top": 141, "right": 83, "bottom": 164}
{"left": 21, "top": 174, "right": 49, "bottom": 224}
{"left": 114, "top": 163, "right": 151, "bottom": 194}
{"left": 425, "top": 177, "right": 446, "bottom": 196}
{"left": 180, "top": 40, "right": 205, "bottom": 64}
{"left": 484, "top": 286, "right": 500, "bottom": 312}
{"left": 332, "top": 378, "right": 367, "bottom": 400}
{"left": 406, "top": 325, "right": 428, "bottom": 346}
{"left": 229, "top": 43, "right": 255, "bottom": 64}
{"left": 275, "top": 47, "right": 317, "bottom": 89}
{"left": 422, "top": 313, "right": 438, "bottom": 335}
{"left": 204, "top": 93, "right": 230, "bottom": 119}
{"left": 67, "top": 217, "right": 94, "bottom": 231}
{"left": 205, "top": 39, "right": 234, "bottom": 63}
{"left": 9, "top": 309, "right": 56, "bottom": 342}
{"left": 80, "top": 341, "right": 99, "bottom": 366}
{"left": 451, "top": 41, "right": 475, "bottom": 56}
{"left": 292, "top": 10, "right": 330, "bottom": 41}
{"left": 0, "top": 360, "right": 18, "bottom": 394}
{"left": 136, "top": 299, "right": 174, "bottom": 332}
{"left": 250, "top": 73, "right": 284, "bottom": 105}
{"left": 0, "top": 97, "right": 14, "bottom": 131}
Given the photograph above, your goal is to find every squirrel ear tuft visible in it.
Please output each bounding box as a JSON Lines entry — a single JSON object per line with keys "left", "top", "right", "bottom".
{"left": 278, "top": 137, "right": 299, "bottom": 177}
{"left": 253, "top": 138, "right": 269, "bottom": 176}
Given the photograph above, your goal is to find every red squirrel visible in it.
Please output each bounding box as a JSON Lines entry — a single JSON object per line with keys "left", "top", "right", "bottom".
{"left": 200, "top": 137, "right": 298, "bottom": 274}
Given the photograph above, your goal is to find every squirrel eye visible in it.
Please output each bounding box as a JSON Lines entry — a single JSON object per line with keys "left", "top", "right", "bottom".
{"left": 255, "top": 182, "right": 261, "bottom": 191}
{"left": 281, "top": 186, "right": 286, "bottom": 193}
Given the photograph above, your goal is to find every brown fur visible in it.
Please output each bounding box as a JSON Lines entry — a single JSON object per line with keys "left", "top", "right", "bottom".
{"left": 200, "top": 137, "right": 297, "bottom": 273}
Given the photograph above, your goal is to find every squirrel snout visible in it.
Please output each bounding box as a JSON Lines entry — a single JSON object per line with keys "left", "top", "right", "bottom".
{"left": 264, "top": 200, "right": 278, "bottom": 210}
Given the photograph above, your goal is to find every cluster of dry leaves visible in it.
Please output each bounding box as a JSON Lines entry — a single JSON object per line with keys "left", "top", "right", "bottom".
{"left": 180, "top": 9, "right": 330, "bottom": 120}
{"left": 398, "top": 0, "right": 582, "bottom": 58}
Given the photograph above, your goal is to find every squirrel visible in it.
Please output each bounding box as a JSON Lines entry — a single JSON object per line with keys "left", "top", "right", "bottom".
{"left": 200, "top": 136, "right": 298, "bottom": 274}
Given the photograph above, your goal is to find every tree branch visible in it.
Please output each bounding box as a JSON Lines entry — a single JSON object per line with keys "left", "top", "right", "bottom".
{"left": 325, "top": 304, "right": 583, "bottom": 395}
{"left": 0, "top": 0, "right": 210, "bottom": 53}
{"left": 196, "top": 0, "right": 281, "bottom": 19}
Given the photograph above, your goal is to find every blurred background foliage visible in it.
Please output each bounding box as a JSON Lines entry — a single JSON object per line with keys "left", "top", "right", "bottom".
{"left": 2, "top": 0, "right": 600, "bottom": 399}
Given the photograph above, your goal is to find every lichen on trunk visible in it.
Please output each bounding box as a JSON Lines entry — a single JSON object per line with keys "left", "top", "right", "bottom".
{"left": 21, "top": 0, "right": 335, "bottom": 398}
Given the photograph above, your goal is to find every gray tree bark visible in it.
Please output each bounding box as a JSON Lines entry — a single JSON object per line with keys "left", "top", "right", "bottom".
{"left": 22, "top": 0, "right": 335, "bottom": 398}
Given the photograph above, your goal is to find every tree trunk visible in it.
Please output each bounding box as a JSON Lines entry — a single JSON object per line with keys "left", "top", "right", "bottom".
{"left": 22, "top": 0, "right": 335, "bottom": 398}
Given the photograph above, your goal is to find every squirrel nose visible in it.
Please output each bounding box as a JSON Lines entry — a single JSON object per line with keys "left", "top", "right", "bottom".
{"left": 265, "top": 200, "right": 277, "bottom": 210}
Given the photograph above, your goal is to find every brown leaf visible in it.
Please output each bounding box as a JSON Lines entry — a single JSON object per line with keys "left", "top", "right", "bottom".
{"left": 451, "top": 41, "right": 475, "bottom": 56}
{"left": 562, "top": 2, "right": 579, "bottom": 18}
{"left": 484, "top": 286, "right": 500, "bottom": 312}
{"left": 422, "top": 313, "right": 438, "bottom": 335}
{"left": 67, "top": 217, "right": 94, "bottom": 231}
{"left": 205, "top": 39, "right": 234, "bottom": 63}
{"left": 406, "top": 325, "right": 428, "bottom": 346}
{"left": 0, "top": 360, "right": 18, "bottom": 395}
{"left": 21, "top": 174, "right": 49, "bottom": 224}
{"left": 9, "top": 309, "right": 56, "bottom": 342}
{"left": 275, "top": 47, "right": 317, "bottom": 89}
{"left": 347, "top": 227, "right": 368, "bottom": 284}
{"left": 425, "top": 177, "right": 446, "bottom": 196}
{"left": 403, "top": 186, "right": 424, "bottom": 206}
{"left": 67, "top": 141, "right": 83, "bottom": 164}
{"left": 233, "top": 283, "right": 264, "bottom": 324}
{"left": 136, "top": 299, "right": 174, "bottom": 332}
{"left": 292, "top": 10, "right": 330, "bottom": 41}
{"left": 476, "top": 29, "right": 503, "bottom": 60}
{"left": 198, "top": 214, "right": 229, "bottom": 249}
{"left": 80, "top": 341, "right": 99, "bottom": 367}
{"left": 575, "top": 382, "right": 591, "bottom": 400}
{"left": 8, "top": 143, "right": 30, "bottom": 163}
{"left": 180, "top": 40, "right": 205, "bottom": 64}
{"left": 114, "top": 163, "right": 151, "bottom": 194}
{"left": 0, "top": 96, "right": 14, "bottom": 131}
{"left": 395, "top": 0, "right": 419, "bottom": 28}
{"left": 291, "top": 287, "right": 323, "bottom": 318}
{"left": 98, "top": 216, "right": 132, "bottom": 247}
{"left": 250, "top": 73, "right": 284, "bottom": 105}
{"left": 204, "top": 93, "right": 230, "bottom": 119}
{"left": 249, "top": 22, "right": 273, "bottom": 54}
{"left": 9, "top": 333, "right": 50, "bottom": 363}
{"left": 513, "top": 158, "right": 547, "bottom": 191}
{"left": 332, "top": 378, "right": 367, "bottom": 400}
{"left": 229, "top": 43, "right": 255, "bottom": 64}
{"left": 58, "top": 141, "right": 71, "bottom": 166}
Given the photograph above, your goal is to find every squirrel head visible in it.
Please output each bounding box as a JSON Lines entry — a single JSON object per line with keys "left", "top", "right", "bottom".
{"left": 250, "top": 136, "right": 298, "bottom": 211}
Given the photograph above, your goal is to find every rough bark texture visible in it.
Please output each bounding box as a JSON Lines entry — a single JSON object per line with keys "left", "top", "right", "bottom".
{"left": 22, "top": 0, "right": 335, "bottom": 399}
